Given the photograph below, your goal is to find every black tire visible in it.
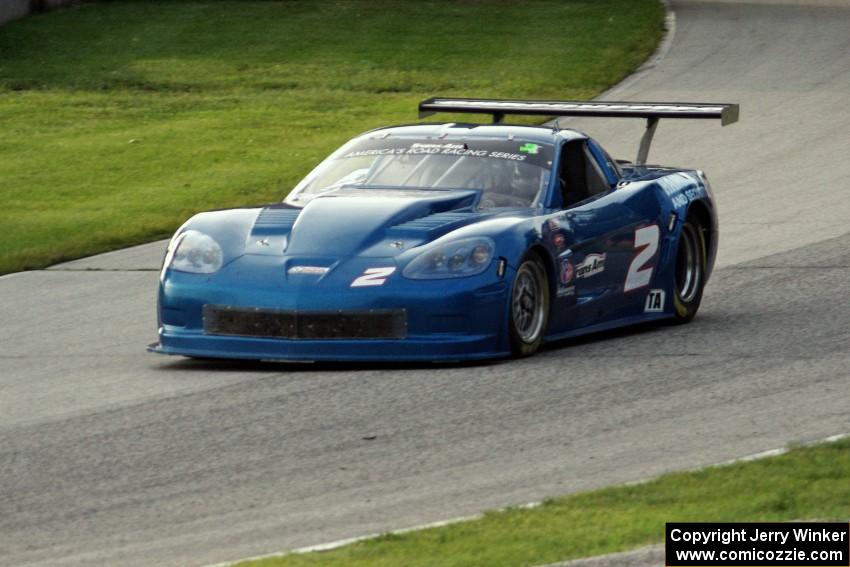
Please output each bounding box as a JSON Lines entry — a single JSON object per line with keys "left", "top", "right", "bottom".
{"left": 508, "top": 252, "right": 550, "bottom": 357}
{"left": 671, "top": 213, "right": 707, "bottom": 323}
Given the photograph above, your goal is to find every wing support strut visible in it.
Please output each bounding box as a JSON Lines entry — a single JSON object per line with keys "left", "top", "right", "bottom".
{"left": 636, "top": 117, "right": 659, "bottom": 166}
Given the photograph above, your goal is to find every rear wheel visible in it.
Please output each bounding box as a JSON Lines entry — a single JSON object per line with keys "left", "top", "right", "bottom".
{"left": 508, "top": 253, "right": 550, "bottom": 357}
{"left": 671, "top": 214, "right": 707, "bottom": 323}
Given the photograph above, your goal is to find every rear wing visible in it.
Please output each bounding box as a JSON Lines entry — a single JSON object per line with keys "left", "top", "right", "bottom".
{"left": 417, "top": 97, "right": 739, "bottom": 165}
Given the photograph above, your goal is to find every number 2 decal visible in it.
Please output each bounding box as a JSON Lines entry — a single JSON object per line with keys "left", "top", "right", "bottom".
{"left": 351, "top": 267, "right": 396, "bottom": 287}
{"left": 624, "top": 224, "right": 660, "bottom": 292}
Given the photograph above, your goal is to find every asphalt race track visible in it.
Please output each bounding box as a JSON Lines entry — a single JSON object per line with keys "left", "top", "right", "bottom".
{"left": 2, "top": 1, "right": 849, "bottom": 565}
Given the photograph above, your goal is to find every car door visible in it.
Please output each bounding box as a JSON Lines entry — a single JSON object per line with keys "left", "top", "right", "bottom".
{"left": 561, "top": 139, "right": 665, "bottom": 329}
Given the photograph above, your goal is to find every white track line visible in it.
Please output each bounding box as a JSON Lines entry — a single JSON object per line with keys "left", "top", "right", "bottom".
{"left": 202, "top": 514, "right": 483, "bottom": 567}
{"left": 203, "top": 432, "right": 849, "bottom": 567}
{"left": 715, "top": 433, "right": 849, "bottom": 466}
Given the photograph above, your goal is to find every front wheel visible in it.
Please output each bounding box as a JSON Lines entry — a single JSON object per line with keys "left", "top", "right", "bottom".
{"left": 508, "top": 253, "right": 550, "bottom": 357}
{"left": 671, "top": 214, "right": 707, "bottom": 323}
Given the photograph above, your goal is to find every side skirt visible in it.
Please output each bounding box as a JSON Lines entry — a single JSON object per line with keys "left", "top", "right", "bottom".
{"left": 543, "top": 312, "right": 672, "bottom": 344}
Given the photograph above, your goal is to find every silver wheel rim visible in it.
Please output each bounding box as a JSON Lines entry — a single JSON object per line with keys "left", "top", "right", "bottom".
{"left": 676, "top": 223, "right": 702, "bottom": 303}
{"left": 512, "top": 263, "right": 545, "bottom": 343}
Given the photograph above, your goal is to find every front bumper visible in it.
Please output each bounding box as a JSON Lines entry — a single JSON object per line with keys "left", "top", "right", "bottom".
{"left": 151, "top": 255, "right": 512, "bottom": 361}
{"left": 148, "top": 332, "right": 504, "bottom": 362}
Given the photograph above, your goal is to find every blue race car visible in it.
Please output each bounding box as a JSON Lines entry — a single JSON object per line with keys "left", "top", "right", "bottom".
{"left": 150, "top": 98, "right": 738, "bottom": 361}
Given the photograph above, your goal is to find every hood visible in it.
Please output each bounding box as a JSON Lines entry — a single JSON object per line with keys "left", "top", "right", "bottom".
{"left": 251, "top": 188, "right": 489, "bottom": 257}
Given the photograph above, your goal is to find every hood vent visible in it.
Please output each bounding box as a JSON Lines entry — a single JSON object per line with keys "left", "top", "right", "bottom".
{"left": 251, "top": 207, "right": 301, "bottom": 236}
{"left": 388, "top": 211, "right": 480, "bottom": 239}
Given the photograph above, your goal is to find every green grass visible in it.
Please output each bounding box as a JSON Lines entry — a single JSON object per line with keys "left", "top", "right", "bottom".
{"left": 0, "top": 0, "right": 664, "bottom": 274}
{"left": 240, "top": 438, "right": 850, "bottom": 567}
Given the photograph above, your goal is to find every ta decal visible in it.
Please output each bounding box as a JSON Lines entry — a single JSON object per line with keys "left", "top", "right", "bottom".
{"left": 644, "top": 289, "right": 665, "bottom": 312}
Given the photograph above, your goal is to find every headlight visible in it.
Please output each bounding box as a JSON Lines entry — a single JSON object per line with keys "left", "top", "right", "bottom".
{"left": 168, "top": 230, "right": 224, "bottom": 274}
{"left": 402, "top": 237, "right": 495, "bottom": 279}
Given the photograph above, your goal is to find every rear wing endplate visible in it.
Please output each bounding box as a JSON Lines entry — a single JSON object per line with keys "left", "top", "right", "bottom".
{"left": 417, "top": 97, "right": 739, "bottom": 165}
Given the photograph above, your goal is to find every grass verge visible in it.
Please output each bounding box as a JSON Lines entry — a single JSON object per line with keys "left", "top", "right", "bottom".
{"left": 0, "top": 0, "right": 664, "bottom": 274}
{"left": 239, "top": 438, "right": 850, "bottom": 567}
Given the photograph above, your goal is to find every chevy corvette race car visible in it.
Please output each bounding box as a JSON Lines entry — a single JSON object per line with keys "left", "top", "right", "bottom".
{"left": 149, "top": 98, "right": 738, "bottom": 361}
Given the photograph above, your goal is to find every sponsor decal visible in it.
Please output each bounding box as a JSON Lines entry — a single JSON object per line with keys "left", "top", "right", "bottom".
{"left": 543, "top": 219, "right": 567, "bottom": 250}
{"left": 576, "top": 253, "right": 606, "bottom": 279}
{"left": 343, "top": 148, "right": 408, "bottom": 158}
{"left": 546, "top": 218, "right": 566, "bottom": 249}
{"left": 519, "top": 142, "right": 540, "bottom": 154}
{"left": 351, "top": 266, "right": 396, "bottom": 287}
{"left": 557, "top": 285, "right": 575, "bottom": 298}
{"left": 644, "top": 289, "right": 665, "bottom": 312}
{"left": 410, "top": 142, "right": 465, "bottom": 150}
{"left": 343, "top": 145, "right": 527, "bottom": 161}
{"left": 487, "top": 151, "right": 527, "bottom": 161}
{"left": 552, "top": 232, "right": 566, "bottom": 249}
{"left": 559, "top": 259, "right": 574, "bottom": 285}
{"left": 557, "top": 258, "right": 575, "bottom": 298}
{"left": 288, "top": 266, "right": 329, "bottom": 276}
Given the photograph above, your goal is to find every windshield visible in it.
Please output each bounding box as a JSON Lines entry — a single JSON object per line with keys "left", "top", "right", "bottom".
{"left": 287, "top": 136, "right": 554, "bottom": 208}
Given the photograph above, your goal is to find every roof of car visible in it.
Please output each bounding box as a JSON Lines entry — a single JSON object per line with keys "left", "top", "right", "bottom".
{"left": 361, "top": 122, "right": 586, "bottom": 144}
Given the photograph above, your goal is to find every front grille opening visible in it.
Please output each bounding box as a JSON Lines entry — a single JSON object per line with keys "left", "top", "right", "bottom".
{"left": 203, "top": 305, "right": 407, "bottom": 340}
